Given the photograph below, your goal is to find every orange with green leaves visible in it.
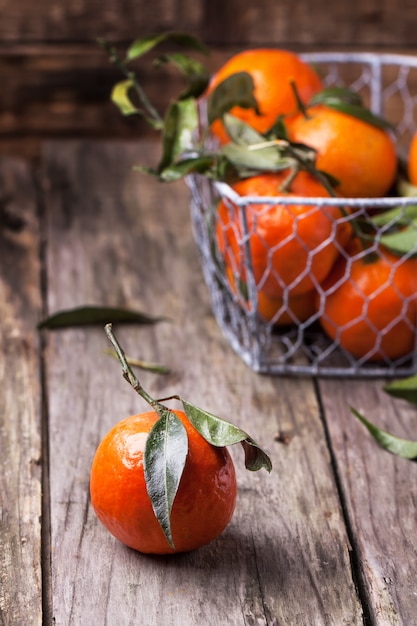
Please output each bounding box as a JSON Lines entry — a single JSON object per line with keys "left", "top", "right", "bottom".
{"left": 90, "top": 325, "right": 271, "bottom": 555}
{"left": 206, "top": 48, "right": 323, "bottom": 144}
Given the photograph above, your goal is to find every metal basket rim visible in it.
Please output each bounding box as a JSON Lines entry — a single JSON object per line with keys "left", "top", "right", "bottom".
{"left": 300, "top": 50, "right": 417, "bottom": 67}
{"left": 212, "top": 180, "right": 417, "bottom": 206}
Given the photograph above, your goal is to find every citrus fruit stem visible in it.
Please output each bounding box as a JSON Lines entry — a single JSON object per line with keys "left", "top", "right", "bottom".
{"left": 289, "top": 79, "right": 311, "bottom": 120}
{"left": 105, "top": 323, "right": 161, "bottom": 412}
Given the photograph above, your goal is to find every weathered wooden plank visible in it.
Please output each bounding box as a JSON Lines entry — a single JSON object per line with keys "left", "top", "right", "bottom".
{"left": 0, "top": 158, "right": 43, "bottom": 624}
{"left": 3, "top": 0, "right": 417, "bottom": 141}
{"left": 43, "top": 140, "right": 362, "bottom": 625}
{"left": 1, "top": 0, "right": 417, "bottom": 47}
{"left": 319, "top": 378, "right": 417, "bottom": 625}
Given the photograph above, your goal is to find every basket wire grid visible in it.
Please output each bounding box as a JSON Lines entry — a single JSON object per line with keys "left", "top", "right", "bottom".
{"left": 187, "top": 52, "right": 417, "bottom": 377}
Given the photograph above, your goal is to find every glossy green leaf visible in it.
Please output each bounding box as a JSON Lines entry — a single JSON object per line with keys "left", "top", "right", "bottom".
{"left": 181, "top": 399, "right": 272, "bottom": 472}
{"left": 110, "top": 79, "right": 162, "bottom": 129}
{"left": 379, "top": 224, "right": 417, "bottom": 256}
{"left": 221, "top": 141, "right": 292, "bottom": 173}
{"left": 126, "top": 32, "right": 208, "bottom": 62}
{"left": 207, "top": 72, "right": 260, "bottom": 127}
{"left": 221, "top": 114, "right": 266, "bottom": 145}
{"left": 324, "top": 101, "right": 393, "bottom": 130}
{"left": 219, "top": 116, "right": 292, "bottom": 172}
{"left": 309, "top": 86, "right": 393, "bottom": 130}
{"left": 154, "top": 53, "right": 210, "bottom": 100}
{"left": 144, "top": 408, "right": 189, "bottom": 548}
{"left": 158, "top": 98, "right": 198, "bottom": 172}
{"left": 156, "top": 154, "right": 215, "bottom": 182}
{"left": 310, "top": 86, "right": 363, "bottom": 107}
{"left": 351, "top": 407, "right": 417, "bottom": 459}
{"left": 38, "top": 306, "right": 164, "bottom": 329}
{"left": 111, "top": 79, "right": 140, "bottom": 116}
{"left": 370, "top": 204, "right": 417, "bottom": 227}
{"left": 384, "top": 375, "right": 417, "bottom": 404}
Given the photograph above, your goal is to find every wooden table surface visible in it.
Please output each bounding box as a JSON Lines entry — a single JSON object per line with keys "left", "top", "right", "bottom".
{"left": 1, "top": 140, "right": 417, "bottom": 626}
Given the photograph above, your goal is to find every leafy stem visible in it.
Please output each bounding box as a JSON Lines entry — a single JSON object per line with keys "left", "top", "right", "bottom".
{"left": 97, "top": 38, "right": 163, "bottom": 128}
{"left": 351, "top": 374, "right": 417, "bottom": 461}
{"left": 105, "top": 323, "right": 159, "bottom": 409}
{"left": 104, "top": 323, "right": 272, "bottom": 548}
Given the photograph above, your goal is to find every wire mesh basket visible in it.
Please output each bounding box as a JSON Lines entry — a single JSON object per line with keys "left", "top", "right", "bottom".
{"left": 187, "top": 52, "right": 417, "bottom": 377}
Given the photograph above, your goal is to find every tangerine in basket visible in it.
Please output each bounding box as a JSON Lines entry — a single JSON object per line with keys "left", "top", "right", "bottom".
{"left": 216, "top": 171, "right": 353, "bottom": 299}
{"left": 407, "top": 130, "right": 417, "bottom": 186}
{"left": 287, "top": 104, "right": 398, "bottom": 198}
{"left": 257, "top": 288, "right": 318, "bottom": 325}
{"left": 207, "top": 49, "right": 323, "bottom": 144}
{"left": 226, "top": 266, "right": 317, "bottom": 325}
{"left": 317, "top": 241, "right": 417, "bottom": 361}
{"left": 90, "top": 410, "right": 237, "bottom": 555}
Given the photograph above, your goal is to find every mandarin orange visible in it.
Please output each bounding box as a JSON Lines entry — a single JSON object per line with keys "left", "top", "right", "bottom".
{"left": 216, "top": 171, "right": 352, "bottom": 299}
{"left": 317, "top": 242, "right": 417, "bottom": 361}
{"left": 90, "top": 410, "right": 237, "bottom": 554}
{"left": 407, "top": 130, "right": 417, "bottom": 186}
{"left": 207, "top": 49, "right": 323, "bottom": 144}
{"left": 226, "top": 266, "right": 317, "bottom": 325}
{"left": 287, "top": 104, "right": 398, "bottom": 198}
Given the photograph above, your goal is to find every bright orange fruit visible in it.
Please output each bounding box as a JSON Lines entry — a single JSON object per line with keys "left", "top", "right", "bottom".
{"left": 407, "top": 130, "right": 417, "bottom": 186}
{"left": 317, "top": 242, "right": 417, "bottom": 361}
{"left": 207, "top": 48, "right": 323, "bottom": 143}
{"left": 90, "top": 410, "right": 237, "bottom": 554}
{"left": 216, "top": 171, "right": 353, "bottom": 299}
{"left": 287, "top": 104, "right": 398, "bottom": 198}
{"left": 226, "top": 266, "right": 317, "bottom": 325}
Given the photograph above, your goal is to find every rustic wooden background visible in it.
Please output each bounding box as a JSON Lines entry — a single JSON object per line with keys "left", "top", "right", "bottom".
{"left": 1, "top": 0, "right": 417, "bottom": 157}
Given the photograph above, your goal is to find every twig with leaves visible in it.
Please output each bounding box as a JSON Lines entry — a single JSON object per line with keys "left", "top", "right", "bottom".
{"left": 352, "top": 375, "right": 417, "bottom": 460}
{"left": 105, "top": 323, "right": 272, "bottom": 548}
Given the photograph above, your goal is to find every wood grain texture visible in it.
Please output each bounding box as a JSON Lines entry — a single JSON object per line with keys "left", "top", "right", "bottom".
{"left": 2, "top": 0, "right": 417, "bottom": 142}
{"left": 319, "top": 378, "right": 417, "bottom": 625}
{"left": 0, "top": 158, "right": 43, "bottom": 625}
{"left": 1, "top": 0, "right": 416, "bottom": 46}
{"left": 42, "top": 140, "right": 362, "bottom": 625}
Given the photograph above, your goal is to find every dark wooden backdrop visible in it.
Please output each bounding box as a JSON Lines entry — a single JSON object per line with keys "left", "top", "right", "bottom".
{"left": 1, "top": 0, "right": 417, "bottom": 155}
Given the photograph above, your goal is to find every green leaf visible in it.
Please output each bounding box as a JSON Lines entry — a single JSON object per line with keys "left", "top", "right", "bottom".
{"left": 218, "top": 116, "right": 293, "bottom": 173}
{"left": 144, "top": 408, "right": 189, "bottom": 549}
{"left": 221, "top": 114, "right": 266, "bottom": 145}
{"left": 158, "top": 98, "right": 198, "bottom": 172}
{"left": 379, "top": 224, "right": 417, "bottom": 256}
{"left": 207, "top": 72, "right": 260, "bottom": 127}
{"left": 326, "top": 101, "right": 393, "bottom": 130}
{"left": 370, "top": 204, "right": 417, "bottom": 227}
{"left": 384, "top": 375, "right": 417, "bottom": 404}
{"left": 111, "top": 79, "right": 140, "bottom": 116}
{"left": 309, "top": 86, "right": 393, "bottom": 130}
{"left": 221, "top": 141, "right": 292, "bottom": 173}
{"left": 310, "top": 86, "right": 364, "bottom": 107}
{"left": 154, "top": 53, "right": 210, "bottom": 100}
{"left": 110, "top": 79, "right": 162, "bottom": 129}
{"left": 181, "top": 399, "right": 272, "bottom": 472}
{"left": 38, "top": 306, "right": 164, "bottom": 329}
{"left": 126, "top": 32, "right": 208, "bottom": 62}
{"left": 351, "top": 408, "right": 417, "bottom": 459}
{"left": 157, "top": 155, "right": 216, "bottom": 182}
